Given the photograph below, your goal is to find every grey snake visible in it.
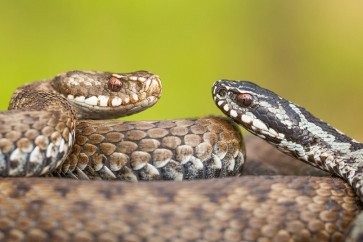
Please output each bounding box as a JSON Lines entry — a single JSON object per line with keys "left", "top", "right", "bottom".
{"left": 213, "top": 80, "right": 363, "bottom": 241}
{"left": 0, "top": 71, "right": 362, "bottom": 241}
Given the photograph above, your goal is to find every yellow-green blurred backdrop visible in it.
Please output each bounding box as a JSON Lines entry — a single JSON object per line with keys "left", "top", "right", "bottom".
{"left": 0, "top": 1, "right": 362, "bottom": 141}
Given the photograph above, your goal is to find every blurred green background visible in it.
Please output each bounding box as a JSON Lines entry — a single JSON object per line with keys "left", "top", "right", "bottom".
{"left": 0, "top": 1, "right": 362, "bottom": 141}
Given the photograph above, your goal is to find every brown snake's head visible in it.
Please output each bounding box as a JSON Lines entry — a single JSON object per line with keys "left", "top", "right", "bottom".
{"left": 52, "top": 70, "right": 162, "bottom": 119}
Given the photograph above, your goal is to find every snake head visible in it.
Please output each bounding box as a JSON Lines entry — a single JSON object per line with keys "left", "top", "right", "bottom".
{"left": 52, "top": 70, "right": 162, "bottom": 119}
{"left": 212, "top": 80, "right": 302, "bottom": 144}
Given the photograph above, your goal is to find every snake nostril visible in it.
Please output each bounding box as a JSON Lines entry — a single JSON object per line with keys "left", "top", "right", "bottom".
{"left": 217, "top": 87, "right": 227, "bottom": 97}
{"left": 108, "top": 77, "right": 122, "bottom": 92}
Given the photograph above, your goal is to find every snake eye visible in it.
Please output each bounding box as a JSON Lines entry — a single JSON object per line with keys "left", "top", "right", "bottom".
{"left": 237, "top": 93, "right": 253, "bottom": 107}
{"left": 108, "top": 77, "right": 122, "bottom": 92}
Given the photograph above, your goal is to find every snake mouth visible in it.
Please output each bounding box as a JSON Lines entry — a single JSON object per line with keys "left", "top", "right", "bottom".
{"left": 64, "top": 76, "right": 161, "bottom": 108}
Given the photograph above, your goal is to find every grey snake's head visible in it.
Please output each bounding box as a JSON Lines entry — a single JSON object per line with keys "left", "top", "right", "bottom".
{"left": 52, "top": 70, "right": 162, "bottom": 119}
{"left": 212, "top": 80, "right": 308, "bottom": 145}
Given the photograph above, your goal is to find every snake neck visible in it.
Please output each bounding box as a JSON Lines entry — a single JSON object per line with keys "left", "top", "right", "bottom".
{"left": 8, "top": 80, "right": 77, "bottom": 118}
{"left": 212, "top": 80, "right": 363, "bottom": 201}
{"left": 280, "top": 120, "right": 363, "bottom": 203}
{"left": 275, "top": 106, "right": 363, "bottom": 199}
{"left": 274, "top": 102, "right": 363, "bottom": 178}
{"left": 2, "top": 81, "right": 77, "bottom": 176}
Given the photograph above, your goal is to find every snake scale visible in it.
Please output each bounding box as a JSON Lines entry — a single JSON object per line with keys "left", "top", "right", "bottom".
{"left": 0, "top": 71, "right": 362, "bottom": 241}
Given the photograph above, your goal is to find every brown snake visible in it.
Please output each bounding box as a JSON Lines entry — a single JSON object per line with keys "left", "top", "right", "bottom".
{"left": 0, "top": 71, "right": 362, "bottom": 241}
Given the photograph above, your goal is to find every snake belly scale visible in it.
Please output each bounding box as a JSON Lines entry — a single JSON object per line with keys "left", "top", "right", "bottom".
{"left": 0, "top": 71, "right": 361, "bottom": 241}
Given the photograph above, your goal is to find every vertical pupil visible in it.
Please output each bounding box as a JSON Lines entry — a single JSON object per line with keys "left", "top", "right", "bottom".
{"left": 243, "top": 96, "right": 248, "bottom": 104}
{"left": 237, "top": 93, "right": 252, "bottom": 106}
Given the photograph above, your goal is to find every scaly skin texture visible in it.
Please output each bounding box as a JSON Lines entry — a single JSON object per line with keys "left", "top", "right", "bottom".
{"left": 243, "top": 135, "right": 330, "bottom": 177}
{"left": 53, "top": 117, "right": 245, "bottom": 181}
{"left": 2, "top": 82, "right": 77, "bottom": 176}
{"left": 1, "top": 72, "right": 362, "bottom": 241}
{"left": 2, "top": 71, "right": 244, "bottom": 181}
{"left": 213, "top": 80, "right": 363, "bottom": 241}
{"left": 0, "top": 176, "right": 361, "bottom": 242}
{"left": 212, "top": 80, "right": 363, "bottom": 199}
{"left": 1, "top": 71, "right": 162, "bottom": 177}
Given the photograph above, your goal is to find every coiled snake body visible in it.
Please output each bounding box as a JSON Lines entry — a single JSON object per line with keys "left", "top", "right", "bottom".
{"left": 0, "top": 72, "right": 362, "bottom": 241}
